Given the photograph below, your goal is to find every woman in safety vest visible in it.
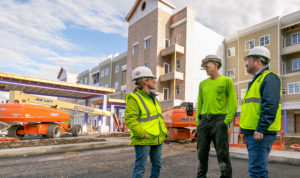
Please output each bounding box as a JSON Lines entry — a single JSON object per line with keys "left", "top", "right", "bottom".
{"left": 125, "top": 66, "right": 167, "bottom": 178}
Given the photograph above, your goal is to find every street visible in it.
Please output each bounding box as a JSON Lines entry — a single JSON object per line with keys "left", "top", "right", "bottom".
{"left": 0, "top": 143, "right": 299, "bottom": 178}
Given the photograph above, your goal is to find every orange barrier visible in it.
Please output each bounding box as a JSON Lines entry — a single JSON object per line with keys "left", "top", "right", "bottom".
{"left": 228, "top": 116, "right": 285, "bottom": 150}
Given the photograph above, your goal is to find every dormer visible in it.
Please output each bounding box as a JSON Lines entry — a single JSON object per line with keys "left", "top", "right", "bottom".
{"left": 126, "top": 0, "right": 175, "bottom": 26}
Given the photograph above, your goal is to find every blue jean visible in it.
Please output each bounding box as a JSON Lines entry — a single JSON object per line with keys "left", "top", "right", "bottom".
{"left": 132, "top": 144, "right": 162, "bottom": 178}
{"left": 245, "top": 134, "right": 276, "bottom": 178}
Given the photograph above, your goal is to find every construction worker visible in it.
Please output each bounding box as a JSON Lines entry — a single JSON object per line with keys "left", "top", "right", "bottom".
{"left": 196, "top": 55, "right": 237, "bottom": 178}
{"left": 125, "top": 66, "right": 167, "bottom": 178}
{"left": 241, "top": 46, "right": 281, "bottom": 178}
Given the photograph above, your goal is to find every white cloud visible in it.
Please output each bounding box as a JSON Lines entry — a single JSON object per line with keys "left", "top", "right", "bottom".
{"left": 0, "top": 0, "right": 133, "bottom": 80}
{"left": 170, "top": 0, "right": 300, "bottom": 36}
{"left": 0, "top": 0, "right": 299, "bottom": 82}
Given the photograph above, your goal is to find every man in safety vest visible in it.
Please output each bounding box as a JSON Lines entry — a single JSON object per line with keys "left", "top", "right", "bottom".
{"left": 241, "top": 46, "right": 281, "bottom": 178}
{"left": 125, "top": 66, "right": 167, "bottom": 178}
{"left": 196, "top": 55, "right": 237, "bottom": 178}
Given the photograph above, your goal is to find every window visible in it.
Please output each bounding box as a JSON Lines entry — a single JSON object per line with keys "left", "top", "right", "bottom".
{"left": 176, "top": 85, "right": 180, "bottom": 95}
{"left": 176, "top": 59, "right": 180, "bottom": 69}
{"left": 104, "top": 84, "right": 109, "bottom": 88}
{"left": 145, "top": 38, "right": 150, "bottom": 48}
{"left": 291, "top": 33, "right": 300, "bottom": 44}
{"left": 288, "top": 82, "right": 300, "bottom": 94}
{"left": 292, "top": 59, "right": 300, "bottom": 70}
{"left": 115, "top": 65, "right": 119, "bottom": 73}
{"left": 84, "top": 77, "right": 88, "bottom": 84}
{"left": 227, "top": 47, "right": 235, "bottom": 58}
{"left": 241, "top": 88, "right": 247, "bottom": 99}
{"left": 105, "top": 68, "right": 109, "bottom": 76}
{"left": 163, "top": 88, "right": 169, "bottom": 100}
{"left": 260, "top": 34, "right": 270, "bottom": 46}
{"left": 114, "top": 81, "right": 119, "bottom": 89}
{"left": 145, "top": 63, "right": 149, "bottom": 67}
{"left": 226, "top": 69, "right": 235, "bottom": 79}
{"left": 79, "top": 79, "right": 83, "bottom": 84}
{"left": 245, "top": 40, "right": 255, "bottom": 51}
{"left": 101, "top": 70, "right": 105, "bottom": 77}
{"left": 92, "top": 73, "right": 99, "bottom": 84}
{"left": 133, "top": 43, "right": 138, "bottom": 54}
{"left": 164, "top": 63, "right": 170, "bottom": 74}
{"left": 165, "top": 39, "right": 170, "bottom": 48}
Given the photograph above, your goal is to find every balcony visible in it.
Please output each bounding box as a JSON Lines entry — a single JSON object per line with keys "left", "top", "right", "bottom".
{"left": 282, "top": 43, "right": 300, "bottom": 55}
{"left": 161, "top": 44, "right": 185, "bottom": 57}
{"left": 160, "top": 71, "right": 184, "bottom": 82}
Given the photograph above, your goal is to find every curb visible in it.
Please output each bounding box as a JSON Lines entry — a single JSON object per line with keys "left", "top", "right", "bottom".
{"left": 209, "top": 150, "right": 300, "bottom": 166}
{"left": 0, "top": 140, "right": 131, "bottom": 158}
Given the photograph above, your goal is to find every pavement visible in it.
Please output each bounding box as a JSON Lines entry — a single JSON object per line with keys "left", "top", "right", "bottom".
{"left": 0, "top": 137, "right": 300, "bottom": 166}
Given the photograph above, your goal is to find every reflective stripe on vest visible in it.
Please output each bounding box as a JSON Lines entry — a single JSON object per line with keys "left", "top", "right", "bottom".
{"left": 244, "top": 98, "right": 261, "bottom": 104}
{"left": 240, "top": 70, "right": 281, "bottom": 131}
{"left": 132, "top": 92, "right": 163, "bottom": 123}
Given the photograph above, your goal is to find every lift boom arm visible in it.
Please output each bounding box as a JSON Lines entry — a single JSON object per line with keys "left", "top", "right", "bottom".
{"left": 8, "top": 90, "right": 112, "bottom": 117}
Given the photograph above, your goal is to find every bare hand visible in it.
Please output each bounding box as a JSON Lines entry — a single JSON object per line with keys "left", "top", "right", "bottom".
{"left": 254, "top": 131, "right": 263, "bottom": 141}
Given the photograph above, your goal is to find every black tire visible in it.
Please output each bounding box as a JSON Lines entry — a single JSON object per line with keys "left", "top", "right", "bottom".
{"left": 72, "top": 125, "right": 82, "bottom": 137}
{"left": 7, "top": 125, "right": 24, "bottom": 139}
{"left": 47, "top": 125, "right": 61, "bottom": 138}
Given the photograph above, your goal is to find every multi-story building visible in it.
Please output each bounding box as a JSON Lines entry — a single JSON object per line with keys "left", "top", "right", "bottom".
{"left": 126, "top": 0, "right": 224, "bottom": 110}
{"left": 225, "top": 11, "right": 300, "bottom": 133}
{"left": 74, "top": 52, "right": 127, "bottom": 129}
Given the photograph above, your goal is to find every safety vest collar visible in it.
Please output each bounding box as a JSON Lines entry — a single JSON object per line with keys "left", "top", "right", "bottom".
{"left": 133, "top": 90, "right": 163, "bottom": 123}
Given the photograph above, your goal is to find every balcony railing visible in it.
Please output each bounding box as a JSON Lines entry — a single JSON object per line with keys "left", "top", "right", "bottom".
{"left": 160, "top": 71, "right": 184, "bottom": 82}
{"left": 282, "top": 43, "right": 300, "bottom": 55}
{"left": 161, "top": 44, "right": 185, "bottom": 57}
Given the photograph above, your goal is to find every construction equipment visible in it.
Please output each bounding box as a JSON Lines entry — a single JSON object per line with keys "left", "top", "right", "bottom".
{"left": 228, "top": 116, "right": 285, "bottom": 150}
{"left": 163, "top": 102, "right": 197, "bottom": 140}
{"left": 0, "top": 90, "right": 122, "bottom": 139}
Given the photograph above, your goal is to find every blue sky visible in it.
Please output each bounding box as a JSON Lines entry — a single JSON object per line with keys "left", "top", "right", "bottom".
{"left": 0, "top": 0, "right": 299, "bottom": 81}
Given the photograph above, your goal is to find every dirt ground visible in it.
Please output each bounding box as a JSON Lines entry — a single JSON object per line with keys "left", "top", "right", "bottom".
{"left": 0, "top": 133, "right": 299, "bottom": 152}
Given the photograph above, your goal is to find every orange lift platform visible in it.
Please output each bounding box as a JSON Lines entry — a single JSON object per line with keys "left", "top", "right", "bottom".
{"left": 228, "top": 116, "right": 285, "bottom": 150}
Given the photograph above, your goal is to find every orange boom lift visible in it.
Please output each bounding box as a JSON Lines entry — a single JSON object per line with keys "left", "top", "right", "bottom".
{"left": 0, "top": 91, "right": 121, "bottom": 139}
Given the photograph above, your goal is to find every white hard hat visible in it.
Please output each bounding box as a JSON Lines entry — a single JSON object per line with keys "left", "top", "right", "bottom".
{"left": 245, "top": 46, "right": 271, "bottom": 63}
{"left": 132, "top": 66, "right": 155, "bottom": 80}
{"left": 201, "top": 55, "right": 222, "bottom": 69}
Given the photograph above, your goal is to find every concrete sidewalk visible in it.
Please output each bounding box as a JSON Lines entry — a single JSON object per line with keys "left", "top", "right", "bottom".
{"left": 1, "top": 138, "right": 300, "bottom": 166}
{"left": 210, "top": 147, "right": 300, "bottom": 166}
{"left": 0, "top": 137, "right": 131, "bottom": 158}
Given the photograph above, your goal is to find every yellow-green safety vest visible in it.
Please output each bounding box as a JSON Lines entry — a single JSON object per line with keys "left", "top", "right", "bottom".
{"left": 240, "top": 70, "right": 281, "bottom": 131}
{"left": 126, "top": 91, "right": 167, "bottom": 145}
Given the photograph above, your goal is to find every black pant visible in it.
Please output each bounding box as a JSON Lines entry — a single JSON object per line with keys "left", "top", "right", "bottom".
{"left": 197, "top": 115, "right": 232, "bottom": 178}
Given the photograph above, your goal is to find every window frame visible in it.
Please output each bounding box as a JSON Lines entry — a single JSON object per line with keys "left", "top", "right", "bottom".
{"left": 176, "top": 59, "right": 180, "bottom": 69}
{"left": 227, "top": 47, "right": 235, "bottom": 58}
{"left": 292, "top": 58, "right": 300, "bottom": 70}
{"left": 288, "top": 82, "right": 300, "bottom": 95}
{"left": 114, "top": 81, "right": 119, "bottom": 90}
{"left": 245, "top": 39, "right": 255, "bottom": 51}
{"left": 164, "top": 63, "right": 170, "bottom": 74}
{"left": 115, "top": 65, "right": 119, "bottom": 73}
{"left": 144, "top": 35, "right": 151, "bottom": 49}
{"left": 291, "top": 32, "right": 300, "bottom": 45}
{"left": 226, "top": 69, "right": 235, "bottom": 79}
{"left": 163, "top": 88, "right": 169, "bottom": 101}
{"left": 132, "top": 42, "right": 139, "bottom": 54}
{"left": 259, "top": 34, "right": 270, "bottom": 46}
{"left": 176, "top": 85, "right": 180, "bottom": 95}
